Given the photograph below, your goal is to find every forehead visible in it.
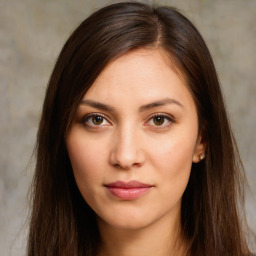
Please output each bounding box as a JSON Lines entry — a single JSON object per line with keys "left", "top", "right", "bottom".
{"left": 83, "top": 49, "right": 194, "bottom": 109}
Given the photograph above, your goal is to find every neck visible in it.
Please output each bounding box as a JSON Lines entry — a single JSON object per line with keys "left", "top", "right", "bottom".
{"left": 97, "top": 212, "right": 188, "bottom": 256}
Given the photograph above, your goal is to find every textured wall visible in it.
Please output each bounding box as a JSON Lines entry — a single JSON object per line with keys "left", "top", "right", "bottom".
{"left": 0, "top": 0, "right": 255, "bottom": 255}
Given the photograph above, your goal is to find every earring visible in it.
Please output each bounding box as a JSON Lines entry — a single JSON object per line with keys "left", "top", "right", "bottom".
{"left": 199, "top": 153, "right": 205, "bottom": 161}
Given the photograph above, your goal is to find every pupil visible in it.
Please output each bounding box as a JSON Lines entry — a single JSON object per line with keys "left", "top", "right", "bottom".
{"left": 154, "top": 116, "right": 164, "bottom": 125}
{"left": 93, "top": 116, "right": 103, "bottom": 125}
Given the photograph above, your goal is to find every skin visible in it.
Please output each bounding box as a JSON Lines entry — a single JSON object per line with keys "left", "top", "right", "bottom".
{"left": 66, "top": 49, "right": 205, "bottom": 256}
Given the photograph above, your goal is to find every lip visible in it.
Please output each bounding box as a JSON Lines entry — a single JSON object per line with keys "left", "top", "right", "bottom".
{"left": 104, "top": 180, "right": 153, "bottom": 200}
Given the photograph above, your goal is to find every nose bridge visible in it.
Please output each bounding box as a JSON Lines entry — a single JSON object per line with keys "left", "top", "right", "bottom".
{"left": 110, "top": 122, "right": 144, "bottom": 169}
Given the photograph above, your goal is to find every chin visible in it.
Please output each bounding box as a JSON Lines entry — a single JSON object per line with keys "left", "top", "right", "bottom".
{"left": 100, "top": 219, "right": 153, "bottom": 231}
{"left": 96, "top": 209, "right": 156, "bottom": 231}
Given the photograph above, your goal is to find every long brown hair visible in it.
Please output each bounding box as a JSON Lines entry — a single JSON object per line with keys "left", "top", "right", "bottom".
{"left": 28, "top": 2, "right": 252, "bottom": 255}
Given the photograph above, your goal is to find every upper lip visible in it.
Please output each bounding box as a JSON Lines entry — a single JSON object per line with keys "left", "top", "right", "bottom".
{"left": 105, "top": 180, "right": 153, "bottom": 188}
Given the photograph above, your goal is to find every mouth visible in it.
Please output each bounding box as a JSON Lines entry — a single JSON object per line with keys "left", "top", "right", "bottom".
{"left": 104, "top": 180, "right": 154, "bottom": 200}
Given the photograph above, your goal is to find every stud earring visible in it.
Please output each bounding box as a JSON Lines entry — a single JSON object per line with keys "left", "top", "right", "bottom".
{"left": 199, "top": 153, "right": 205, "bottom": 161}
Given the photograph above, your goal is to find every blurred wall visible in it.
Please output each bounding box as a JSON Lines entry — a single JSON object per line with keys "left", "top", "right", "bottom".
{"left": 0, "top": 0, "right": 255, "bottom": 255}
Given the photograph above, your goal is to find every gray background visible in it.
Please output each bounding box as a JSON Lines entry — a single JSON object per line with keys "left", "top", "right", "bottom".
{"left": 0, "top": 0, "right": 255, "bottom": 255}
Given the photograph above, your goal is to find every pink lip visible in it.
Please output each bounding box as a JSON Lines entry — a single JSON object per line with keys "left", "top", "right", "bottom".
{"left": 104, "top": 180, "right": 153, "bottom": 200}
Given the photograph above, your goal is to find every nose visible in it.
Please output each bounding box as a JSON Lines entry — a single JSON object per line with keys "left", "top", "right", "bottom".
{"left": 109, "top": 126, "right": 145, "bottom": 170}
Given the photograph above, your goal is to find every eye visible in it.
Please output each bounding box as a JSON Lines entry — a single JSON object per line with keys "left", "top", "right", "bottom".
{"left": 146, "top": 114, "right": 174, "bottom": 128}
{"left": 152, "top": 116, "right": 165, "bottom": 126}
{"left": 81, "top": 113, "right": 111, "bottom": 127}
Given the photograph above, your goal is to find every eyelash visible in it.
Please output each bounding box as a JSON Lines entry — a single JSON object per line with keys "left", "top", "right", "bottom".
{"left": 81, "top": 113, "right": 111, "bottom": 128}
{"left": 146, "top": 113, "right": 175, "bottom": 128}
{"left": 80, "top": 113, "right": 175, "bottom": 129}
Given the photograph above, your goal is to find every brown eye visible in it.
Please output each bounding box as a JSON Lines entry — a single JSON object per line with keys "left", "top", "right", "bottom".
{"left": 82, "top": 114, "right": 111, "bottom": 127}
{"left": 92, "top": 115, "right": 104, "bottom": 125}
{"left": 153, "top": 116, "right": 165, "bottom": 126}
{"left": 146, "top": 114, "right": 174, "bottom": 128}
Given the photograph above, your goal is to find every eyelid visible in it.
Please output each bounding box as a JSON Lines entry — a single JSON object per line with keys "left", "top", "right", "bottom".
{"left": 145, "top": 113, "right": 175, "bottom": 127}
{"left": 81, "top": 113, "right": 112, "bottom": 127}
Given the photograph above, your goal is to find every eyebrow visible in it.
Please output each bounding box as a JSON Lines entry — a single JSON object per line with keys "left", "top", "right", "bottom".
{"left": 80, "top": 99, "right": 115, "bottom": 112}
{"left": 80, "top": 97, "right": 183, "bottom": 112}
{"left": 139, "top": 98, "right": 184, "bottom": 112}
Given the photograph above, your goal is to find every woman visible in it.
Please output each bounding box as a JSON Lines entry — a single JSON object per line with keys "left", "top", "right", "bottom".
{"left": 27, "top": 2, "right": 253, "bottom": 256}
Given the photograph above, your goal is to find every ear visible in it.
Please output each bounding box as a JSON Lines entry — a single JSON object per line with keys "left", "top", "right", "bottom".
{"left": 192, "top": 132, "right": 207, "bottom": 163}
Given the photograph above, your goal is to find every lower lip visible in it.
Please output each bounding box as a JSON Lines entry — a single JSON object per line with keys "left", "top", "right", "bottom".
{"left": 105, "top": 187, "right": 152, "bottom": 200}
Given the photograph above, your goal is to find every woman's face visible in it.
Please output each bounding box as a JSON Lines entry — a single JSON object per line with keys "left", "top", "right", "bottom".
{"left": 66, "top": 49, "right": 205, "bottom": 230}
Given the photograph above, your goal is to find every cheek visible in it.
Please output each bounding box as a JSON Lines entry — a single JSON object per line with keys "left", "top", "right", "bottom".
{"left": 154, "top": 143, "right": 193, "bottom": 211}
{"left": 150, "top": 132, "right": 196, "bottom": 171}
{"left": 147, "top": 127, "right": 197, "bottom": 191}
{"left": 156, "top": 143, "right": 193, "bottom": 188}
{"left": 66, "top": 132, "right": 106, "bottom": 189}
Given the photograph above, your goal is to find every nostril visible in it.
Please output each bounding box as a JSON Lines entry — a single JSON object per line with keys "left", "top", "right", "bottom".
{"left": 113, "top": 161, "right": 143, "bottom": 170}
